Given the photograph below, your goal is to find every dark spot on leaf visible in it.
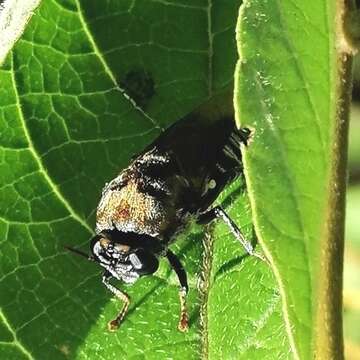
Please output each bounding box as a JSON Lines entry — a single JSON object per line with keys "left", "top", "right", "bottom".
{"left": 120, "top": 69, "right": 155, "bottom": 110}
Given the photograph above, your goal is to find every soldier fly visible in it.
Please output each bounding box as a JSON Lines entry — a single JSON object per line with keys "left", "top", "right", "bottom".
{"left": 66, "top": 99, "right": 263, "bottom": 332}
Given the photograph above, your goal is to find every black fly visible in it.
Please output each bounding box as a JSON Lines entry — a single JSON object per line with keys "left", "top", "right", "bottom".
{"left": 66, "top": 101, "right": 264, "bottom": 332}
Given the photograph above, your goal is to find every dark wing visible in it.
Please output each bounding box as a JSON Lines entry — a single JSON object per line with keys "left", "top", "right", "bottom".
{"left": 137, "top": 112, "right": 249, "bottom": 213}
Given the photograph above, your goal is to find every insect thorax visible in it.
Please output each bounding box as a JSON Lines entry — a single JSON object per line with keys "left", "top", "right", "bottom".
{"left": 96, "top": 178, "right": 169, "bottom": 237}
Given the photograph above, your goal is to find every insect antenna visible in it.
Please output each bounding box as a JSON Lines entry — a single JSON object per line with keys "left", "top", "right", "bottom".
{"left": 64, "top": 246, "right": 95, "bottom": 262}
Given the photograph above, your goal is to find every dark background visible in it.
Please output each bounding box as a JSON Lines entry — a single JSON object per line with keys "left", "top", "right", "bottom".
{"left": 344, "top": 53, "right": 360, "bottom": 359}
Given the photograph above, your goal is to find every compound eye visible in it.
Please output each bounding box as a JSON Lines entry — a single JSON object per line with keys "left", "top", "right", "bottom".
{"left": 129, "top": 249, "right": 159, "bottom": 275}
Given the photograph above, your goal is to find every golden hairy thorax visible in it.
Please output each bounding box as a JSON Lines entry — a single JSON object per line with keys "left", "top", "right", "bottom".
{"left": 96, "top": 179, "right": 168, "bottom": 237}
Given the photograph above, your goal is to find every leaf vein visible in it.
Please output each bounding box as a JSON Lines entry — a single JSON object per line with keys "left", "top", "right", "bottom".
{"left": 0, "top": 309, "right": 34, "bottom": 360}
{"left": 74, "top": 0, "right": 164, "bottom": 132}
{"left": 9, "top": 53, "right": 92, "bottom": 234}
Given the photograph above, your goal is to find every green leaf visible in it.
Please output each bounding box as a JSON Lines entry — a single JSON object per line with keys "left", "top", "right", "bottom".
{"left": 1, "top": 0, "right": 292, "bottom": 359}
{"left": 235, "top": 0, "right": 349, "bottom": 359}
{"left": 1, "top": 0, "right": 351, "bottom": 358}
{"left": 204, "top": 181, "right": 291, "bottom": 359}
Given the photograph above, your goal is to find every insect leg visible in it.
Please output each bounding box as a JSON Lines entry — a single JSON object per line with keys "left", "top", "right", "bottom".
{"left": 102, "top": 272, "right": 130, "bottom": 331}
{"left": 166, "top": 250, "right": 189, "bottom": 332}
{"left": 198, "top": 206, "right": 266, "bottom": 261}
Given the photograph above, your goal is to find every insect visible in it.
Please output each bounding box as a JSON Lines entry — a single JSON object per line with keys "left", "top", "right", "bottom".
{"left": 66, "top": 101, "right": 263, "bottom": 332}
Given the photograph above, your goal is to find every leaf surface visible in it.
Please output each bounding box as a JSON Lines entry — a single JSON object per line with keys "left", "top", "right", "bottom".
{"left": 0, "top": 1, "right": 291, "bottom": 359}
{"left": 235, "top": 0, "right": 340, "bottom": 358}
